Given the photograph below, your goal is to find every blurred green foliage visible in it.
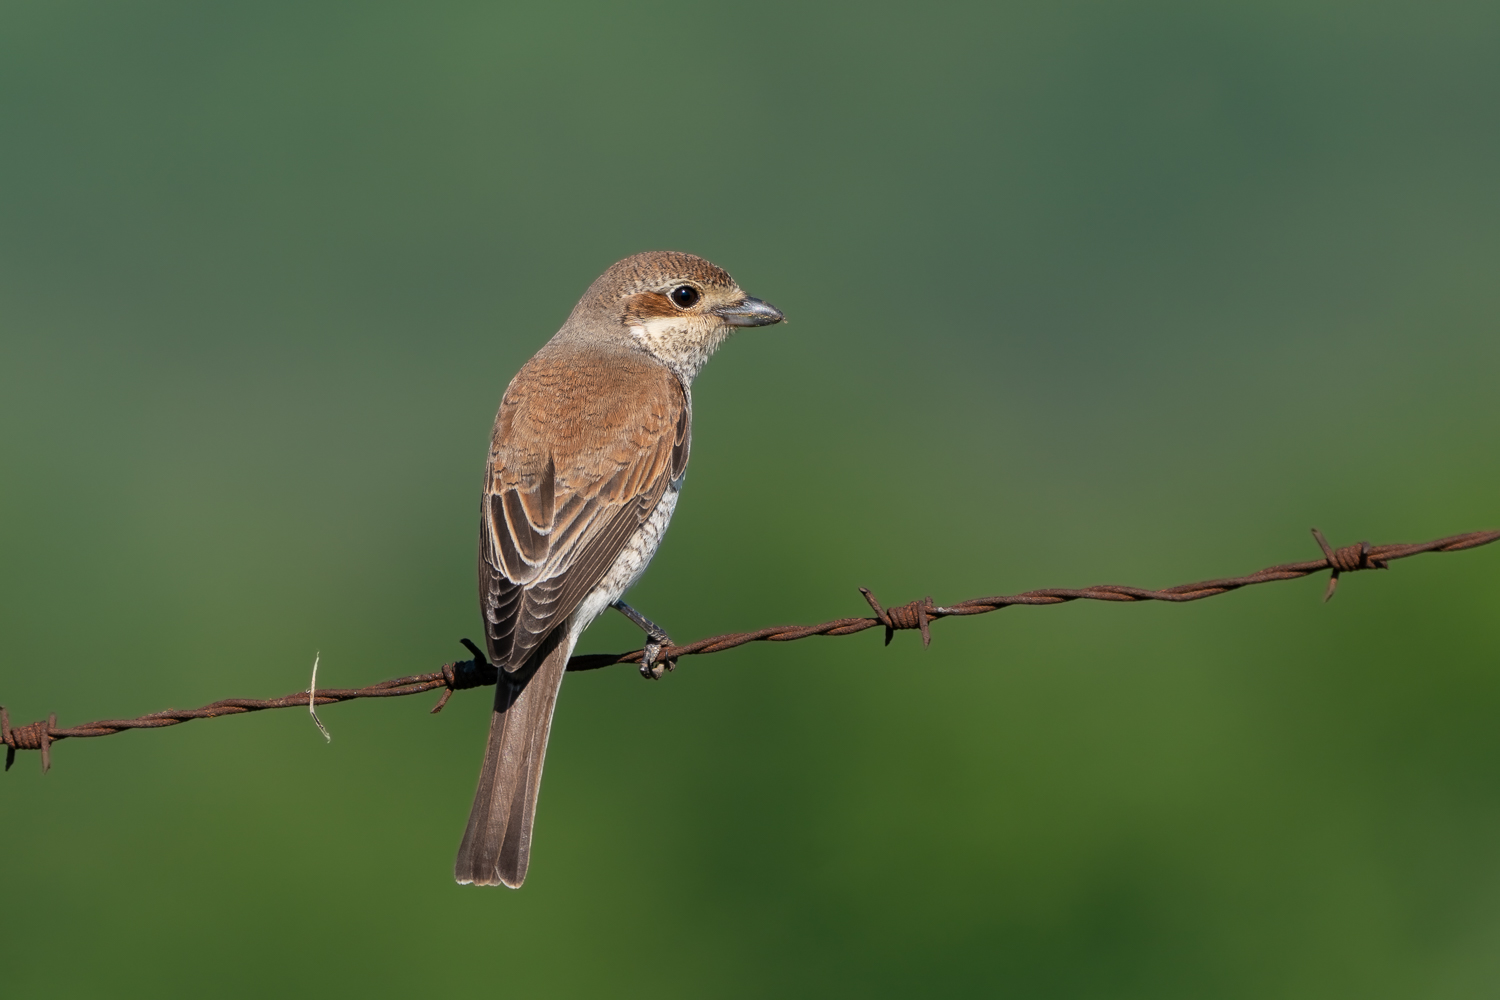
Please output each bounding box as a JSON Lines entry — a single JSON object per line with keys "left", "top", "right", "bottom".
{"left": 2, "top": 1, "right": 1498, "bottom": 996}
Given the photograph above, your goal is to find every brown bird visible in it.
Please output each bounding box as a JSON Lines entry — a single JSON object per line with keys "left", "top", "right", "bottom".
{"left": 455, "top": 251, "right": 784, "bottom": 887}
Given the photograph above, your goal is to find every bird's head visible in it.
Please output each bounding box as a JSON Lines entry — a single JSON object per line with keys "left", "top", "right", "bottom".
{"left": 564, "top": 250, "right": 784, "bottom": 381}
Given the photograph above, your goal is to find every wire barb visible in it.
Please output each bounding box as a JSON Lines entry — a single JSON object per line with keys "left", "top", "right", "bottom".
{"left": 2, "top": 527, "right": 1495, "bottom": 771}
{"left": 430, "top": 639, "right": 498, "bottom": 714}
{"left": 3, "top": 707, "right": 56, "bottom": 773}
{"left": 860, "top": 588, "right": 935, "bottom": 647}
{"left": 1311, "top": 527, "right": 1388, "bottom": 601}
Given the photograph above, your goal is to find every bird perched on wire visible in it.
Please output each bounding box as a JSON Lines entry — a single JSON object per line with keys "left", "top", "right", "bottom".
{"left": 455, "top": 251, "right": 784, "bottom": 888}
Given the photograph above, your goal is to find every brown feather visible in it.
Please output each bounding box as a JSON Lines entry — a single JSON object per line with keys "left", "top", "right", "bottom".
{"left": 454, "top": 627, "right": 570, "bottom": 887}
{"left": 478, "top": 342, "right": 691, "bottom": 670}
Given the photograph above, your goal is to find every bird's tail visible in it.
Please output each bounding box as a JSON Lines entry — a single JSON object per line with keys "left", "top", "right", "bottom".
{"left": 454, "top": 628, "right": 574, "bottom": 888}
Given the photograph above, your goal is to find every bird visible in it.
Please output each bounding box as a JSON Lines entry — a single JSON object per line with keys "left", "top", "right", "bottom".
{"left": 455, "top": 251, "right": 784, "bottom": 888}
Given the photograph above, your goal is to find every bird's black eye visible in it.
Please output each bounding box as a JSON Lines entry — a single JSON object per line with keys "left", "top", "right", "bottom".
{"left": 670, "top": 285, "right": 701, "bottom": 309}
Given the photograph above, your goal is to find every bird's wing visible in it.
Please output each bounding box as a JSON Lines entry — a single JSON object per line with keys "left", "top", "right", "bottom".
{"left": 478, "top": 349, "right": 690, "bottom": 668}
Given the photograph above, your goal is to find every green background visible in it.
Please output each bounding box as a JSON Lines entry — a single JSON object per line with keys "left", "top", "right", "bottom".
{"left": 2, "top": 1, "right": 1498, "bottom": 996}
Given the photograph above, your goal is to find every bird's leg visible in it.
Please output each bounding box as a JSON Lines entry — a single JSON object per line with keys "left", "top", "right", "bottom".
{"left": 611, "top": 600, "right": 676, "bottom": 680}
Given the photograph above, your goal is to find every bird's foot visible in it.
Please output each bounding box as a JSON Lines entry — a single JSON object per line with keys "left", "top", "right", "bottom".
{"left": 640, "top": 638, "right": 676, "bottom": 680}
{"left": 612, "top": 600, "right": 676, "bottom": 680}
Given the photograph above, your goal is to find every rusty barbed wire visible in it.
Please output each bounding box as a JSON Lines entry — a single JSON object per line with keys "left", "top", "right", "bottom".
{"left": 4, "top": 527, "right": 1496, "bottom": 772}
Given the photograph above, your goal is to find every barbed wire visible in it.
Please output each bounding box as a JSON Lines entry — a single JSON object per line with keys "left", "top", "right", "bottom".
{"left": 4, "top": 527, "right": 1496, "bottom": 773}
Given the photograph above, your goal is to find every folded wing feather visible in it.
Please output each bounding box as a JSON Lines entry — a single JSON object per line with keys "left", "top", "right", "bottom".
{"left": 479, "top": 347, "right": 691, "bottom": 669}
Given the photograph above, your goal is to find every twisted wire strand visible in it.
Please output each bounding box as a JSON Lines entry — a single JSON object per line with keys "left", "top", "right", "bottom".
{"left": 4, "top": 527, "right": 1496, "bottom": 772}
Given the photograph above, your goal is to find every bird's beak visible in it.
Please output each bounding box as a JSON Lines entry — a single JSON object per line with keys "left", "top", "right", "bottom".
{"left": 714, "top": 296, "right": 785, "bottom": 327}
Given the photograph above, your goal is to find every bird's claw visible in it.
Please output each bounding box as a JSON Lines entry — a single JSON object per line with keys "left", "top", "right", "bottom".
{"left": 612, "top": 600, "right": 676, "bottom": 681}
{"left": 638, "top": 638, "right": 676, "bottom": 680}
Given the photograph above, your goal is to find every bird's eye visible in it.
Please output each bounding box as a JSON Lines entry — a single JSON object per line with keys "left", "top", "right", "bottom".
{"left": 670, "top": 285, "right": 701, "bottom": 309}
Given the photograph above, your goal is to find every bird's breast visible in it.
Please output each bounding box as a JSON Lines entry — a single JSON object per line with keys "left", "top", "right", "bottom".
{"left": 568, "top": 486, "right": 681, "bottom": 638}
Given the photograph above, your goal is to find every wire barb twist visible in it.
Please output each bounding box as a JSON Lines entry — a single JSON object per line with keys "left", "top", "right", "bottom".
{"left": 3, "top": 708, "right": 56, "bottom": 773}
{"left": 3, "top": 527, "right": 1495, "bottom": 771}
{"left": 1311, "top": 527, "right": 1389, "bottom": 601}
{"left": 861, "top": 588, "right": 935, "bottom": 647}
{"left": 429, "top": 639, "right": 499, "bottom": 714}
